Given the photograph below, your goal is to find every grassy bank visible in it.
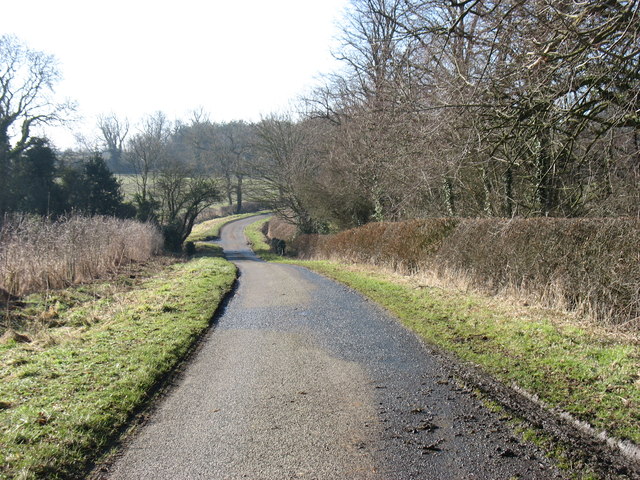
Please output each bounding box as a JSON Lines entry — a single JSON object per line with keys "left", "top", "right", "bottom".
{"left": 301, "top": 262, "right": 639, "bottom": 444}
{"left": 245, "top": 216, "right": 278, "bottom": 260}
{"left": 0, "top": 247, "right": 236, "bottom": 479}
{"left": 245, "top": 218, "right": 639, "bottom": 449}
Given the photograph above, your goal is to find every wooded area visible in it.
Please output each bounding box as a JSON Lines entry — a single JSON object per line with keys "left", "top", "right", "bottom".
{"left": 275, "top": 0, "right": 639, "bottom": 230}
{"left": 1, "top": 0, "right": 638, "bottom": 239}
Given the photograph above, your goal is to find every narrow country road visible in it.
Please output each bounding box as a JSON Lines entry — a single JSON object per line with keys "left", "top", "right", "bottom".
{"left": 102, "top": 215, "right": 562, "bottom": 479}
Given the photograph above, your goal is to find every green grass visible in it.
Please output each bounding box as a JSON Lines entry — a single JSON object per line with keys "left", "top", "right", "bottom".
{"left": 244, "top": 219, "right": 640, "bottom": 447}
{"left": 114, "top": 174, "right": 140, "bottom": 202}
{"left": 188, "top": 211, "right": 270, "bottom": 242}
{"left": 244, "top": 216, "right": 280, "bottom": 261}
{"left": 301, "top": 262, "right": 639, "bottom": 443}
{"left": 0, "top": 247, "right": 236, "bottom": 479}
{"left": 115, "top": 175, "right": 228, "bottom": 212}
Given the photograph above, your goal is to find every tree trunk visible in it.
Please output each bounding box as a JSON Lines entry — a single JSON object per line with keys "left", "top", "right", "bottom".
{"left": 443, "top": 176, "right": 455, "bottom": 217}
{"left": 0, "top": 133, "right": 12, "bottom": 215}
{"left": 0, "top": 151, "right": 8, "bottom": 216}
{"left": 225, "top": 173, "right": 233, "bottom": 206}
{"left": 503, "top": 166, "right": 513, "bottom": 218}
{"left": 482, "top": 167, "right": 492, "bottom": 216}
{"left": 535, "top": 132, "right": 552, "bottom": 216}
{"left": 235, "top": 175, "right": 243, "bottom": 214}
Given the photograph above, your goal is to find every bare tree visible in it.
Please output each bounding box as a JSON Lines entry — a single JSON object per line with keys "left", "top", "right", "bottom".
{"left": 300, "top": 0, "right": 640, "bottom": 221}
{"left": 98, "top": 113, "right": 129, "bottom": 173}
{"left": 0, "top": 35, "right": 73, "bottom": 213}
{"left": 127, "top": 112, "right": 171, "bottom": 219}
{"left": 218, "top": 121, "right": 255, "bottom": 213}
{"left": 253, "top": 114, "right": 323, "bottom": 233}
{"left": 183, "top": 118, "right": 257, "bottom": 212}
{"left": 154, "top": 160, "right": 220, "bottom": 250}
{"left": 186, "top": 118, "right": 234, "bottom": 205}
{"left": 124, "top": 111, "right": 221, "bottom": 248}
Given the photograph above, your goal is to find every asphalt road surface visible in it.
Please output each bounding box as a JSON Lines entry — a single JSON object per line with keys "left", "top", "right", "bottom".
{"left": 103, "top": 215, "right": 562, "bottom": 479}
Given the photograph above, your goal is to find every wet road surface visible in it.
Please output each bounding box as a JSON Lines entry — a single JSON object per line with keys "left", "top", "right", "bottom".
{"left": 104, "top": 215, "right": 562, "bottom": 479}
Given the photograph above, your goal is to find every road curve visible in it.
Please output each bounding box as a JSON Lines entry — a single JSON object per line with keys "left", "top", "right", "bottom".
{"left": 102, "top": 215, "right": 562, "bottom": 479}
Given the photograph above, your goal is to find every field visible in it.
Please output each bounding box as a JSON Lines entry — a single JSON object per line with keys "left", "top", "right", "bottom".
{"left": 115, "top": 174, "right": 269, "bottom": 208}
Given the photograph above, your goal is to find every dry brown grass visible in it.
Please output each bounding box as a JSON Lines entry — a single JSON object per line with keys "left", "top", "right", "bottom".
{"left": 286, "top": 217, "right": 640, "bottom": 329}
{"left": 0, "top": 215, "right": 164, "bottom": 297}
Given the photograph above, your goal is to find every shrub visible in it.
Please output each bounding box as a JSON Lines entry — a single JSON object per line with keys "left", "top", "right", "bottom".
{"left": 162, "top": 223, "right": 183, "bottom": 252}
{"left": 0, "top": 214, "right": 164, "bottom": 296}
{"left": 264, "top": 216, "right": 298, "bottom": 256}
{"left": 184, "top": 241, "right": 196, "bottom": 256}
{"left": 266, "top": 216, "right": 297, "bottom": 243}
{"left": 435, "top": 218, "right": 640, "bottom": 324}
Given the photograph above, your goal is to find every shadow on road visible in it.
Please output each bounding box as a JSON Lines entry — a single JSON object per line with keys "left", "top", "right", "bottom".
{"left": 223, "top": 251, "right": 263, "bottom": 263}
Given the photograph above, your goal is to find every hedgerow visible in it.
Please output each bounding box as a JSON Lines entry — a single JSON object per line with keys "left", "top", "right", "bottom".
{"left": 283, "top": 217, "right": 640, "bottom": 327}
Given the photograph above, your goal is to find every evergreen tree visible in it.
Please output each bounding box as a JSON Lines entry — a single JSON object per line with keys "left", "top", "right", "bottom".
{"left": 59, "top": 154, "right": 129, "bottom": 217}
{"left": 82, "top": 155, "right": 124, "bottom": 216}
{"left": 12, "top": 139, "right": 65, "bottom": 215}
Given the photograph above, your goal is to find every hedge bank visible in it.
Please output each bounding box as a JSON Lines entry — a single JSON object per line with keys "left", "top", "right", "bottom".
{"left": 278, "top": 217, "right": 640, "bottom": 327}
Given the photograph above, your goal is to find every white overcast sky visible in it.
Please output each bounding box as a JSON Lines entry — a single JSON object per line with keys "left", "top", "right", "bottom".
{"left": 0, "top": 0, "right": 350, "bottom": 149}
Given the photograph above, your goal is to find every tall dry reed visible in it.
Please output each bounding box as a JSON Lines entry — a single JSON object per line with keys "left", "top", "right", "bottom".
{"left": 0, "top": 215, "right": 164, "bottom": 296}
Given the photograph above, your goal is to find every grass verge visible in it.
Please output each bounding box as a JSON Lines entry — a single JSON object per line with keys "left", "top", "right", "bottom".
{"left": 244, "top": 219, "right": 639, "bottom": 448}
{"left": 188, "top": 211, "right": 270, "bottom": 242}
{"left": 0, "top": 246, "right": 236, "bottom": 479}
{"left": 244, "top": 216, "right": 280, "bottom": 261}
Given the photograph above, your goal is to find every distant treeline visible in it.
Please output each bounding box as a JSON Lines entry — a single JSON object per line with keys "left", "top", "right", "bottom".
{"left": 3, "top": 0, "right": 640, "bottom": 246}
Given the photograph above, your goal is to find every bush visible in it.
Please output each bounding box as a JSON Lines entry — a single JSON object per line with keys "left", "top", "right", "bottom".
{"left": 284, "top": 217, "right": 640, "bottom": 327}
{"left": 435, "top": 218, "right": 640, "bottom": 324}
{"left": 0, "top": 214, "right": 163, "bottom": 296}
{"left": 184, "top": 241, "right": 196, "bottom": 256}
{"left": 265, "top": 216, "right": 296, "bottom": 240}
{"left": 162, "top": 223, "right": 183, "bottom": 252}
